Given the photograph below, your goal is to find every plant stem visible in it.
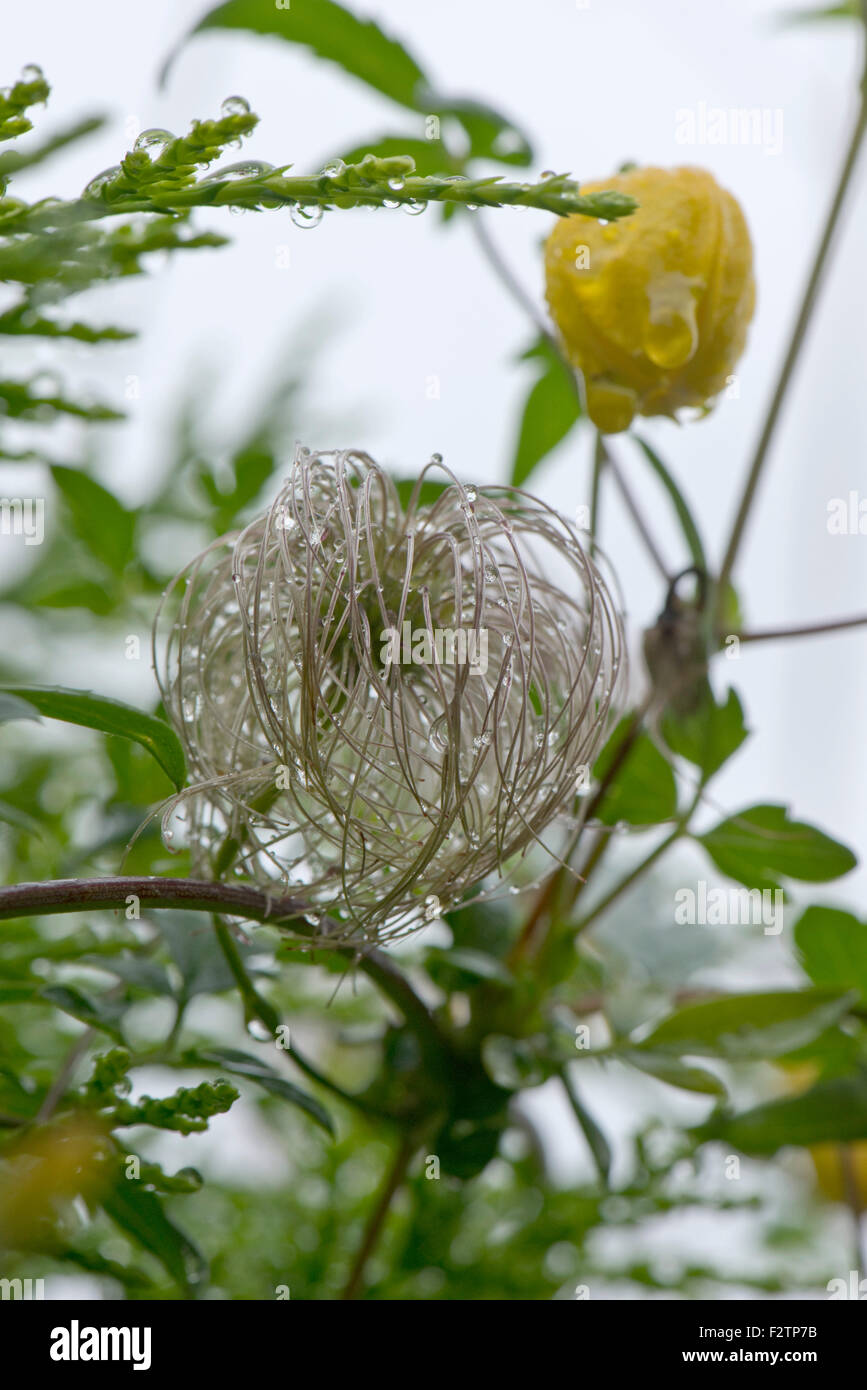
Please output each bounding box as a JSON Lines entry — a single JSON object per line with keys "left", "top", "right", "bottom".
{"left": 509, "top": 700, "right": 653, "bottom": 963}
{"left": 0, "top": 876, "right": 451, "bottom": 1066}
{"left": 736, "top": 613, "right": 867, "bottom": 643}
{"left": 212, "top": 913, "right": 280, "bottom": 1035}
{"left": 601, "top": 438, "right": 671, "bottom": 582}
{"left": 571, "top": 826, "right": 682, "bottom": 938}
{"left": 716, "top": 85, "right": 867, "bottom": 614}
{"left": 341, "top": 1131, "right": 417, "bottom": 1300}
{"left": 589, "top": 432, "right": 605, "bottom": 554}
{"left": 36, "top": 1030, "right": 94, "bottom": 1123}
{"left": 6, "top": 173, "right": 637, "bottom": 237}
{"left": 570, "top": 782, "right": 704, "bottom": 937}
{"left": 470, "top": 215, "right": 557, "bottom": 345}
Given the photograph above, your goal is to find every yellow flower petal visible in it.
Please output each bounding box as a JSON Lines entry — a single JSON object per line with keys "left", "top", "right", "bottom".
{"left": 544, "top": 166, "right": 755, "bottom": 433}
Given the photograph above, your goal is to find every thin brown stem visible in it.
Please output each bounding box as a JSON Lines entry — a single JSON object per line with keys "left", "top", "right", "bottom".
{"left": 36, "top": 1030, "right": 95, "bottom": 1123}
{"left": 509, "top": 700, "right": 653, "bottom": 963}
{"left": 341, "top": 1131, "right": 417, "bottom": 1300}
{"left": 601, "top": 439, "right": 671, "bottom": 583}
{"left": 0, "top": 876, "right": 451, "bottom": 1067}
{"left": 716, "top": 82, "right": 867, "bottom": 611}
{"left": 571, "top": 827, "right": 681, "bottom": 938}
{"left": 736, "top": 613, "right": 867, "bottom": 644}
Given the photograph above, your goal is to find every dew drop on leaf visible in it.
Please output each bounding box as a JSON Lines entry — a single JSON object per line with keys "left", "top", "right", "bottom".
{"left": 290, "top": 204, "right": 324, "bottom": 228}
{"left": 221, "top": 95, "right": 251, "bottom": 118}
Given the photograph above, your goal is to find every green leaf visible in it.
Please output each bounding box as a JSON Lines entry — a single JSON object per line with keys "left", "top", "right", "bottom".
{"left": 700, "top": 1075, "right": 867, "bottom": 1155}
{"left": 159, "top": 913, "right": 248, "bottom": 996}
{"left": 0, "top": 796, "right": 43, "bottom": 836}
{"left": 103, "top": 1179, "right": 207, "bottom": 1292}
{"left": 180, "top": 1, "right": 532, "bottom": 166}
{"left": 187, "top": 0, "right": 427, "bottom": 108}
{"left": 40, "top": 984, "right": 127, "bottom": 1040}
{"left": 794, "top": 905, "right": 867, "bottom": 1001}
{"left": 781, "top": 2, "right": 861, "bottom": 24}
{"left": 562, "top": 1073, "right": 611, "bottom": 1183}
{"left": 31, "top": 580, "right": 118, "bottom": 615}
{"left": 191, "top": 1046, "right": 335, "bottom": 1136}
{"left": 196, "top": 438, "right": 279, "bottom": 531}
{"left": 634, "top": 436, "right": 707, "bottom": 573}
{"left": 662, "top": 686, "right": 748, "bottom": 779}
{"left": 698, "top": 804, "right": 857, "bottom": 892}
{"left": 395, "top": 477, "right": 449, "bottom": 511}
{"left": 592, "top": 718, "right": 678, "bottom": 826}
{"left": 87, "top": 953, "right": 175, "bottom": 996}
{"left": 620, "top": 1050, "right": 726, "bottom": 1096}
{"left": 0, "top": 685, "right": 186, "bottom": 790}
{"left": 0, "top": 692, "right": 41, "bottom": 722}
{"left": 425, "top": 947, "right": 513, "bottom": 988}
{"left": 429, "top": 97, "right": 532, "bottom": 167}
{"left": 0, "top": 380, "right": 122, "bottom": 422}
{"left": 638, "top": 989, "right": 856, "bottom": 1061}
{"left": 51, "top": 466, "right": 135, "bottom": 576}
{"left": 510, "top": 338, "right": 581, "bottom": 486}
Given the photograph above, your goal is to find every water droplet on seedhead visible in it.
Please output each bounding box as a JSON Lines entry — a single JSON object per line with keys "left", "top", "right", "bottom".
{"left": 221, "top": 95, "right": 251, "bottom": 118}
{"left": 290, "top": 203, "right": 324, "bottom": 228}
{"left": 21, "top": 63, "right": 45, "bottom": 84}
{"left": 134, "top": 128, "right": 173, "bottom": 157}
{"left": 83, "top": 166, "right": 121, "bottom": 198}
{"left": 203, "top": 160, "right": 273, "bottom": 182}
{"left": 322, "top": 159, "right": 346, "bottom": 178}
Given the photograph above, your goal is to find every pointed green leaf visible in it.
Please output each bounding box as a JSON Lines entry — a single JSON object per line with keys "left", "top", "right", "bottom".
{"left": 621, "top": 1050, "right": 726, "bottom": 1096}
{"left": 0, "top": 685, "right": 186, "bottom": 790}
{"left": 562, "top": 1073, "right": 611, "bottom": 1183}
{"left": 51, "top": 466, "right": 135, "bottom": 575}
{"left": 187, "top": 0, "right": 427, "bottom": 109}
{"left": 192, "top": 1046, "right": 335, "bottom": 1135}
{"left": 698, "top": 804, "right": 857, "bottom": 891}
{"left": 638, "top": 989, "right": 856, "bottom": 1060}
{"left": 795, "top": 905, "right": 867, "bottom": 1000}
{"left": 634, "top": 436, "right": 706, "bottom": 573}
{"left": 40, "top": 984, "right": 127, "bottom": 1040}
{"left": 662, "top": 686, "right": 748, "bottom": 779}
{"left": 103, "top": 1180, "right": 206, "bottom": 1292}
{"left": 511, "top": 340, "right": 581, "bottom": 486}
{"left": 178, "top": 1, "right": 532, "bottom": 166}
{"left": 700, "top": 1075, "right": 867, "bottom": 1155}
{"left": 593, "top": 718, "right": 678, "bottom": 826}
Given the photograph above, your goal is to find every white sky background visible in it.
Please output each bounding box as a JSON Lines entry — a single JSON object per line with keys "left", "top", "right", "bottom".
{"left": 2, "top": 0, "right": 866, "bottom": 900}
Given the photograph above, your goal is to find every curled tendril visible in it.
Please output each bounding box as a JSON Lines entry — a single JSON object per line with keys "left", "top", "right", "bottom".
{"left": 154, "top": 448, "right": 627, "bottom": 946}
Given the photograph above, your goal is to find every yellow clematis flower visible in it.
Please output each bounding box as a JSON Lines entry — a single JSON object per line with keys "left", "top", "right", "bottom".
{"left": 544, "top": 165, "right": 756, "bottom": 434}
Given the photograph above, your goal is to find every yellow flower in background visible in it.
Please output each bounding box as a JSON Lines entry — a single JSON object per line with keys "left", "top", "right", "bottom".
{"left": 544, "top": 165, "right": 756, "bottom": 434}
